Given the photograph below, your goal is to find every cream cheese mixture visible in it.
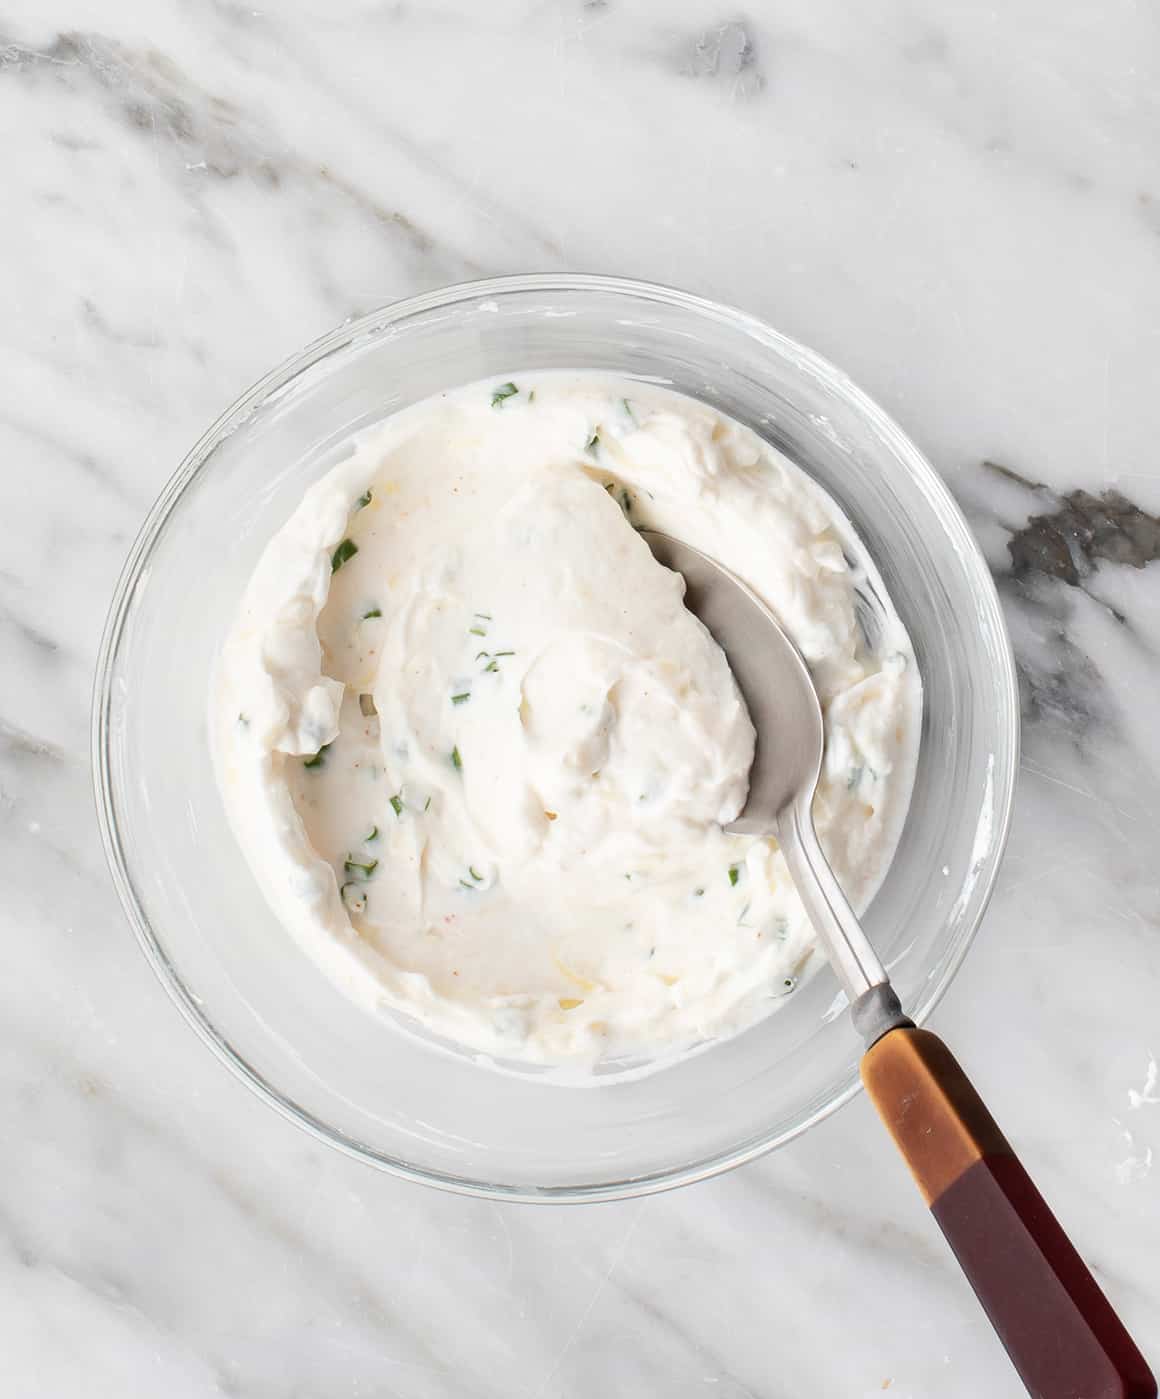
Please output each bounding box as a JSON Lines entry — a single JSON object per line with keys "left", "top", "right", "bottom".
{"left": 212, "top": 374, "right": 921, "bottom": 1066}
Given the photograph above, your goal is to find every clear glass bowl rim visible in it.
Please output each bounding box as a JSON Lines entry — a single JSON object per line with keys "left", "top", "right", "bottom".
{"left": 91, "top": 272, "right": 1020, "bottom": 1203}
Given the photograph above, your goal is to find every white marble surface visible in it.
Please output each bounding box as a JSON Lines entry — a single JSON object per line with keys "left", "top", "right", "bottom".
{"left": 2, "top": 1, "right": 1158, "bottom": 1394}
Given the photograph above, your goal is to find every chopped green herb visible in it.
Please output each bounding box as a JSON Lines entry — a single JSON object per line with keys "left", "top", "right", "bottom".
{"left": 484, "top": 660, "right": 498, "bottom": 673}
{"left": 475, "top": 650, "right": 490, "bottom": 661}
{"left": 491, "top": 382, "right": 518, "bottom": 408}
{"left": 782, "top": 976, "right": 797, "bottom": 992}
{"left": 341, "top": 881, "right": 367, "bottom": 913}
{"left": 452, "top": 692, "right": 470, "bottom": 705}
{"left": 424, "top": 795, "right": 432, "bottom": 811}
{"left": 331, "top": 538, "right": 358, "bottom": 573}
{"left": 363, "top": 606, "right": 382, "bottom": 620}
{"left": 469, "top": 626, "right": 487, "bottom": 637}
{"left": 344, "top": 856, "right": 379, "bottom": 879}
{"left": 493, "top": 650, "right": 514, "bottom": 658}
{"left": 604, "top": 481, "right": 616, "bottom": 494}
{"left": 303, "top": 741, "right": 333, "bottom": 769}
{"left": 693, "top": 887, "right": 705, "bottom": 897}
{"left": 620, "top": 488, "right": 632, "bottom": 514}
{"left": 389, "top": 794, "right": 404, "bottom": 818}
{"left": 527, "top": 389, "right": 536, "bottom": 403}
{"left": 365, "top": 825, "right": 380, "bottom": 842}
{"left": 451, "top": 746, "right": 462, "bottom": 770}
{"left": 355, "top": 489, "right": 373, "bottom": 510}
{"left": 459, "top": 879, "right": 477, "bottom": 890}
{"left": 586, "top": 432, "right": 600, "bottom": 454}
{"left": 468, "top": 866, "right": 483, "bottom": 882}
{"left": 475, "top": 612, "right": 493, "bottom": 620}
{"left": 728, "top": 864, "right": 740, "bottom": 887}
{"left": 622, "top": 397, "right": 635, "bottom": 422}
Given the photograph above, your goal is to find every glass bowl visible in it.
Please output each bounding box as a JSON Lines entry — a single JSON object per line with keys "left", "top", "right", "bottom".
{"left": 93, "top": 274, "right": 1018, "bottom": 1201}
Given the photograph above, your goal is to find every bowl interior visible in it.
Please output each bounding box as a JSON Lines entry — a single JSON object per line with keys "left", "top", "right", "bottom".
{"left": 95, "top": 277, "right": 1017, "bottom": 1199}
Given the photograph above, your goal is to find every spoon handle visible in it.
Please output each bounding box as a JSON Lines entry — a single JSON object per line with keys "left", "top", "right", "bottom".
{"left": 861, "top": 1027, "right": 1156, "bottom": 1399}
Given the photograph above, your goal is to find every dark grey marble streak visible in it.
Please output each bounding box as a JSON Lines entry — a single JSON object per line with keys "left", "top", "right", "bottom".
{"left": 979, "top": 464, "right": 1160, "bottom": 736}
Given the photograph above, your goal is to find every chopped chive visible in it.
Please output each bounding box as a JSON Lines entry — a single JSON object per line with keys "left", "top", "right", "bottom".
{"left": 693, "top": 887, "right": 705, "bottom": 897}
{"left": 389, "top": 794, "right": 403, "bottom": 818}
{"left": 491, "top": 382, "right": 518, "bottom": 407}
{"left": 586, "top": 432, "right": 600, "bottom": 454}
{"left": 451, "top": 746, "right": 462, "bottom": 770}
{"left": 424, "top": 795, "right": 432, "bottom": 811}
{"left": 475, "top": 650, "right": 490, "bottom": 660}
{"left": 782, "top": 976, "right": 797, "bottom": 992}
{"left": 728, "top": 864, "right": 740, "bottom": 887}
{"left": 355, "top": 489, "right": 373, "bottom": 510}
{"left": 344, "top": 856, "right": 379, "bottom": 879}
{"left": 469, "top": 626, "right": 487, "bottom": 637}
{"left": 341, "top": 881, "right": 367, "bottom": 913}
{"left": 493, "top": 650, "right": 514, "bottom": 657}
{"left": 468, "top": 866, "right": 483, "bottom": 882}
{"left": 365, "top": 825, "right": 379, "bottom": 842}
{"left": 303, "top": 741, "right": 332, "bottom": 769}
{"left": 452, "top": 692, "right": 470, "bottom": 705}
{"left": 528, "top": 389, "right": 536, "bottom": 403}
{"left": 484, "top": 660, "right": 498, "bottom": 673}
{"left": 622, "top": 397, "right": 635, "bottom": 422}
{"left": 475, "top": 612, "right": 493, "bottom": 620}
{"left": 331, "top": 538, "right": 358, "bottom": 572}
{"left": 363, "top": 606, "right": 382, "bottom": 620}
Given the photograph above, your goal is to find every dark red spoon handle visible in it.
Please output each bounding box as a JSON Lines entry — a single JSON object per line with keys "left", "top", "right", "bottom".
{"left": 862, "top": 1027, "right": 1156, "bottom": 1399}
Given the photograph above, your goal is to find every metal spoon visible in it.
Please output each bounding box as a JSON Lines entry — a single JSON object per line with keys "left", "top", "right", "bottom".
{"left": 644, "top": 529, "right": 1156, "bottom": 1399}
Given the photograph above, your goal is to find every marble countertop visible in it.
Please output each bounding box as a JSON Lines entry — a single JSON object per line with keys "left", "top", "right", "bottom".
{"left": 3, "top": 2, "right": 1158, "bottom": 1394}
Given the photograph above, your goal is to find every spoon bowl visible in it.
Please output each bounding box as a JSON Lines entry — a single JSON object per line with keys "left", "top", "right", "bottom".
{"left": 641, "top": 529, "right": 893, "bottom": 1016}
{"left": 639, "top": 530, "right": 822, "bottom": 836}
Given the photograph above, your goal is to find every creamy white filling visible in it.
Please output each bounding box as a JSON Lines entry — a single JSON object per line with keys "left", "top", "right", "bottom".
{"left": 211, "top": 373, "right": 921, "bottom": 1066}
